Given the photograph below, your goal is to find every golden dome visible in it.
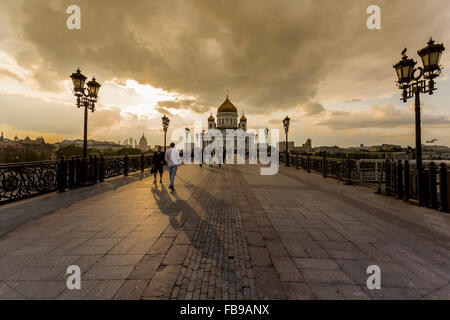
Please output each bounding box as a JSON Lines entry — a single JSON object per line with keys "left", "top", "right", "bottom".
{"left": 240, "top": 113, "right": 247, "bottom": 121}
{"left": 208, "top": 114, "right": 215, "bottom": 121}
{"left": 218, "top": 97, "right": 237, "bottom": 113}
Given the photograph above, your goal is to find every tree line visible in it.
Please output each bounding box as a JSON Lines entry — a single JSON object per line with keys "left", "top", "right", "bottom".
{"left": 55, "top": 145, "right": 153, "bottom": 158}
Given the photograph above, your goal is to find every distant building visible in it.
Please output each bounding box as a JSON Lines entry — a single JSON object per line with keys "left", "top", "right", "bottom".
{"left": 302, "top": 139, "right": 312, "bottom": 153}
{"left": 381, "top": 144, "right": 402, "bottom": 152}
{"left": 205, "top": 95, "right": 249, "bottom": 150}
{"left": 0, "top": 134, "right": 52, "bottom": 162}
{"left": 55, "top": 139, "right": 122, "bottom": 151}
{"left": 313, "top": 146, "right": 341, "bottom": 154}
{"left": 138, "top": 134, "right": 148, "bottom": 151}
{"left": 278, "top": 141, "right": 294, "bottom": 152}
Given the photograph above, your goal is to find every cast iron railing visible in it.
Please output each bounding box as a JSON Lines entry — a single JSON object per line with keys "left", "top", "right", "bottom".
{"left": 0, "top": 160, "right": 59, "bottom": 203}
{"left": 280, "top": 153, "right": 449, "bottom": 212}
{"left": 0, "top": 153, "right": 154, "bottom": 204}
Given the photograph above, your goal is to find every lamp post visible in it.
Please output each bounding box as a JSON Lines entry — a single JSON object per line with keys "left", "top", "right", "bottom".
{"left": 162, "top": 115, "right": 170, "bottom": 152}
{"left": 393, "top": 38, "right": 445, "bottom": 206}
{"left": 185, "top": 127, "right": 190, "bottom": 160}
{"left": 283, "top": 116, "right": 290, "bottom": 166}
{"left": 196, "top": 133, "right": 201, "bottom": 167}
{"left": 201, "top": 130, "right": 205, "bottom": 167}
{"left": 70, "top": 68, "right": 101, "bottom": 159}
{"left": 264, "top": 127, "right": 269, "bottom": 155}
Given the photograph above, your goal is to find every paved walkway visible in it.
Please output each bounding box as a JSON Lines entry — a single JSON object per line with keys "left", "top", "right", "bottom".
{"left": 0, "top": 164, "right": 449, "bottom": 300}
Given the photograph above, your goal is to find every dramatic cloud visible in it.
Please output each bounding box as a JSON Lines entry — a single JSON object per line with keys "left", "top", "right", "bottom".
{"left": 2, "top": 0, "right": 449, "bottom": 111}
{"left": 299, "top": 101, "right": 325, "bottom": 116}
{"left": 344, "top": 99, "right": 363, "bottom": 104}
{"left": 157, "top": 99, "right": 209, "bottom": 114}
{"left": 0, "top": 93, "right": 81, "bottom": 135}
{"left": 317, "top": 103, "right": 450, "bottom": 130}
{"left": 0, "top": 68, "right": 23, "bottom": 82}
{"left": 0, "top": 0, "right": 449, "bottom": 146}
{"left": 153, "top": 106, "right": 174, "bottom": 116}
{"left": 90, "top": 107, "right": 123, "bottom": 129}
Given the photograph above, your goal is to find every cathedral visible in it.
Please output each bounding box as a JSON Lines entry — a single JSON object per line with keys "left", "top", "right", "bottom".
{"left": 203, "top": 95, "right": 250, "bottom": 154}
{"left": 207, "top": 95, "right": 247, "bottom": 133}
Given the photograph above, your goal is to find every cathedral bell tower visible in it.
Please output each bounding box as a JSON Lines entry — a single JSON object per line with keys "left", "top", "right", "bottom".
{"left": 239, "top": 113, "right": 247, "bottom": 131}
{"left": 208, "top": 114, "right": 216, "bottom": 129}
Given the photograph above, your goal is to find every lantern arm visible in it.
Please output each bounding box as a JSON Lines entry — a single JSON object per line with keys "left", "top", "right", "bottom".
{"left": 401, "top": 78, "right": 437, "bottom": 102}
{"left": 82, "top": 87, "right": 91, "bottom": 98}
{"left": 412, "top": 67, "right": 424, "bottom": 81}
{"left": 75, "top": 88, "right": 97, "bottom": 111}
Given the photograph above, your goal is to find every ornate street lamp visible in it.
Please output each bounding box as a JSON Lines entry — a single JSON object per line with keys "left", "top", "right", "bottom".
{"left": 264, "top": 127, "right": 269, "bottom": 155}
{"left": 70, "top": 68, "right": 101, "bottom": 159}
{"left": 162, "top": 115, "right": 170, "bottom": 152}
{"left": 200, "top": 130, "right": 205, "bottom": 167}
{"left": 393, "top": 37, "right": 445, "bottom": 206}
{"left": 185, "top": 127, "right": 190, "bottom": 160}
{"left": 283, "top": 116, "right": 290, "bottom": 167}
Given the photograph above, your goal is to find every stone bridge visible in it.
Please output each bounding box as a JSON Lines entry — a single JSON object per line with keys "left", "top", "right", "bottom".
{"left": 0, "top": 164, "right": 449, "bottom": 299}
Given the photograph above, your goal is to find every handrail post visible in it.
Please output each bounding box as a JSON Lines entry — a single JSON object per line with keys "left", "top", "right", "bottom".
{"left": 68, "top": 156, "right": 75, "bottom": 189}
{"left": 404, "top": 160, "right": 410, "bottom": 201}
{"left": 323, "top": 156, "right": 327, "bottom": 178}
{"left": 296, "top": 154, "right": 299, "bottom": 169}
{"left": 89, "top": 155, "right": 94, "bottom": 182}
{"left": 422, "top": 167, "right": 430, "bottom": 206}
{"left": 75, "top": 156, "right": 81, "bottom": 186}
{"left": 141, "top": 153, "right": 145, "bottom": 172}
{"left": 396, "top": 160, "right": 404, "bottom": 199}
{"left": 307, "top": 154, "right": 310, "bottom": 173}
{"left": 384, "top": 158, "right": 391, "bottom": 196}
{"left": 428, "top": 162, "right": 438, "bottom": 209}
{"left": 99, "top": 155, "right": 105, "bottom": 182}
{"left": 93, "top": 155, "right": 98, "bottom": 182}
{"left": 58, "top": 156, "right": 66, "bottom": 193}
{"left": 345, "top": 154, "right": 353, "bottom": 185}
{"left": 124, "top": 154, "right": 129, "bottom": 176}
{"left": 439, "top": 163, "right": 448, "bottom": 212}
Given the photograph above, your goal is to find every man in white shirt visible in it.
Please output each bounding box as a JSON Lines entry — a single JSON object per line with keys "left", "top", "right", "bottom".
{"left": 165, "top": 142, "right": 181, "bottom": 190}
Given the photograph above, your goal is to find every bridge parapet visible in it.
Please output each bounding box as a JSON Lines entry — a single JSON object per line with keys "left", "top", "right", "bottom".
{"left": 0, "top": 153, "right": 154, "bottom": 204}
{"left": 280, "top": 153, "right": 449, "bottom": 212}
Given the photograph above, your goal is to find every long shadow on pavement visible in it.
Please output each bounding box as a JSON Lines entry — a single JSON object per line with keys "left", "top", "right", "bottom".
{"left": 150, "top": 170, "right": 252, "bottom": 298}
{"left": 0, "top": 170, "right": 153, "bottom": 238}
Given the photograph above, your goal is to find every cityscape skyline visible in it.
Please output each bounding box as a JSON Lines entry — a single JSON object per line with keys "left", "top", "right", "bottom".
{"left": 0, "top": 1, "right": 449, "bottom": 304}
{"left": 1, "top": 1, "right": 450, "bottom": 147}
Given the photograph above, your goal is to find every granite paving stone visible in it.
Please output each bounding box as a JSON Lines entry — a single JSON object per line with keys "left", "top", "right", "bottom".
{"left": 0, "top": 164, "right": 448, "bottom": 300}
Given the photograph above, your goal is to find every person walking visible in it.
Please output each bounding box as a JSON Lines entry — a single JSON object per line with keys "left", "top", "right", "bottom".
{"left": 209, "top": 150, "right": 214, "bottom": 167}
{"left": 219, "top": 150, "right": 225, "bottom": 167}
{"left": 152, "top": 146, "right": 165, "bottom": 184}
{"left": 165, "top": 142, "right": 181, "bottom": 191}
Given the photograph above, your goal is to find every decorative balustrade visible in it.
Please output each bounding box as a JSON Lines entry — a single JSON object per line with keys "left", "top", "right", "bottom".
{"left": 0, "top": 153, "right": 154, "bottom": 204}
{"left": 280, "top": 152, "right": 449, "bottom": 212}
{"left": 0, "top": 160, "right": 59, "bottom": 203}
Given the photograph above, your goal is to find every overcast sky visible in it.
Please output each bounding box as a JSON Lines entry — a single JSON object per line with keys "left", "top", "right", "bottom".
{"left": 0, "top": 0, "right": 449, "bottom": 147}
